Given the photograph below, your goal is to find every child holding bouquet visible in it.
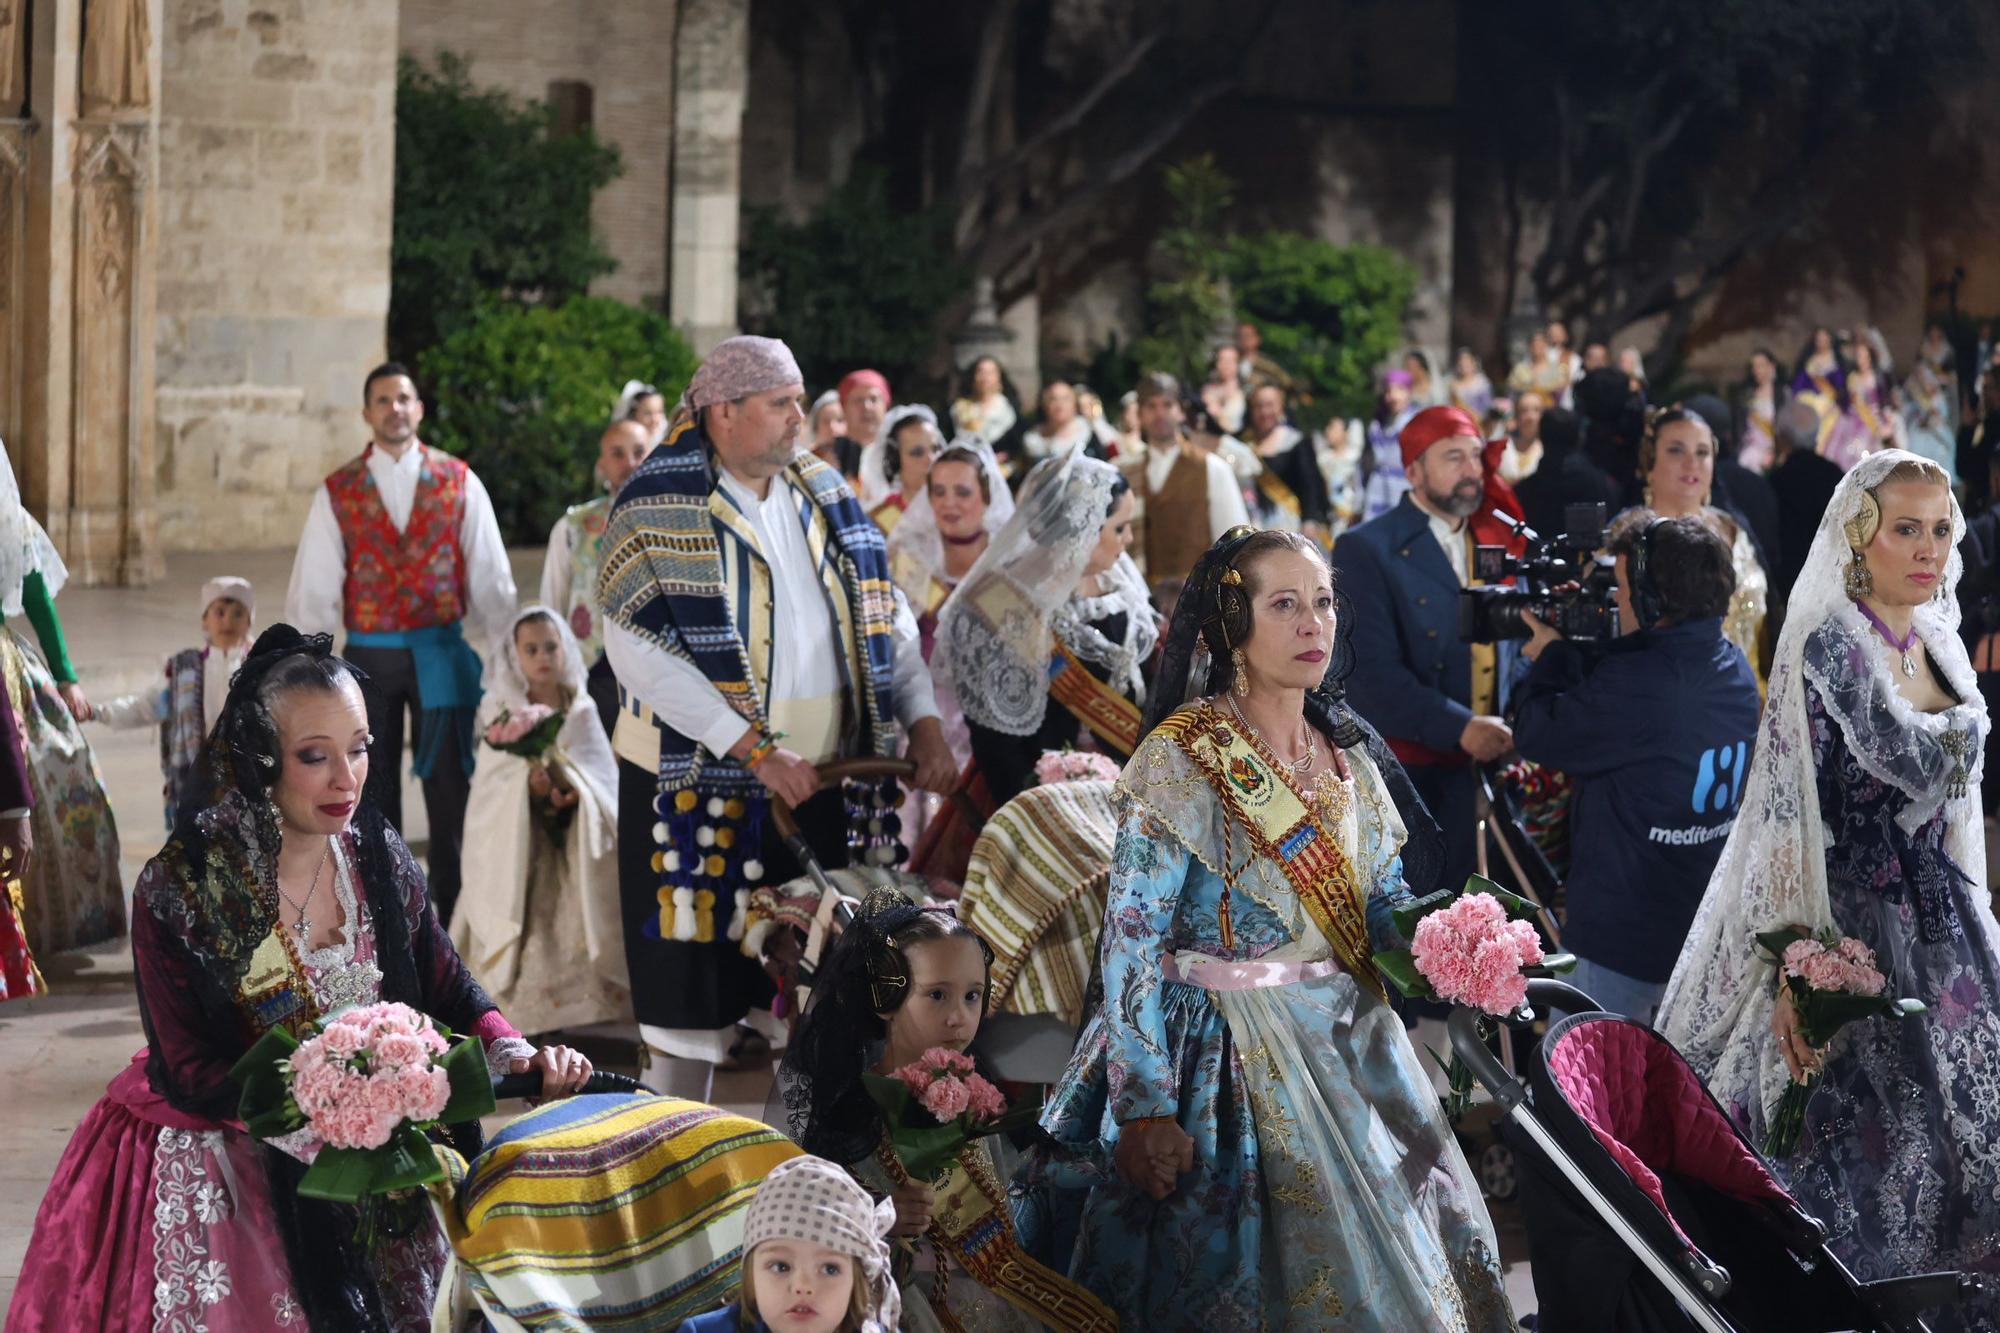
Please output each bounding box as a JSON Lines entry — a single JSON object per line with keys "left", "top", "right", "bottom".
{"left": 780, "top": 891, "right": 1115, "bottom": 1332}
{"left": 451, "top": 606, "right": 628, "bottom": 1035}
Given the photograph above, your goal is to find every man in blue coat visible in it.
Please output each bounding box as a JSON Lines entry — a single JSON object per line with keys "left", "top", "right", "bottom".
{"left": 1332, "top": 405, "right": 1516, "bottom": 896}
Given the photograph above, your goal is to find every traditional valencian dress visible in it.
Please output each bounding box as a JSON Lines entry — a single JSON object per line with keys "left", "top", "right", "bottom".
{"left": 0, "top": 437, "right": 123, "bottom": 954}
{"left": 1026, "top": 700, "right": 1513, "bottom": 1332}
{"left": 6, "top": 795, "right": 534, "bottom": 1332}
{"left": 450, "top": 606, "right": 628, "bottom": 1035}
{"left": 540, "top": 487, "right": 619, "bottom": 731}
{"left": 1661, "top": 454, "right": 2000, "bottom": 1332}
{"left": 1245, "top": 422, "right": 1332, "bottom": 535}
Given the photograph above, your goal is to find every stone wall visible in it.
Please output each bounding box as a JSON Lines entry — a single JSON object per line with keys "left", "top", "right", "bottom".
{"left": 398, "top": 0, "right": 676, "bottom": 310}
{"left": 154, "top": 0, "right": 398, "bottom": 550}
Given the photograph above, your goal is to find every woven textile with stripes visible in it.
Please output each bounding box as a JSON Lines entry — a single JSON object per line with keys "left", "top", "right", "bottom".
{"left": 958, "top": 779, "right": 1117, "bottom": 1024}
{"left": 430, "top": 1094, "right": 800, "bottom": 1330}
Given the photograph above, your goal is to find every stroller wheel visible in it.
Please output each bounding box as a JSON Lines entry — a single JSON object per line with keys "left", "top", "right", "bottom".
{"left": 1477, "top": 1141, "right": 1517, "bottom": 1202}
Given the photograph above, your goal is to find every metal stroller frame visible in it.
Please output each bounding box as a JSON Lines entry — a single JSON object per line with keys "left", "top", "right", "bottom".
{"left": 1448, "top": 980, "right": 1983, "bottom": 1333}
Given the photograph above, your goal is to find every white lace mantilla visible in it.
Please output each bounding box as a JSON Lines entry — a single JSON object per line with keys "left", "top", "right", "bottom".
{"left": 936, "top": 449, "right": 1143, "bottom": 735}
{"left": 1659, "top": 449, "right": 2000, "bottom": 1128}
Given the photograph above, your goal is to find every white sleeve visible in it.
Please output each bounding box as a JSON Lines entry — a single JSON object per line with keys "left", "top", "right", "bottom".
{"left": 459, "top": 470, "right": 519, "bottom": 654}
{"left": 1206, "top": 453, "right": 1251, "bottom": 539}
{"left": 93, "top": 687, "right": 169, "bottom": 730}
{"left": 889, "top": 589, "right": 941, "bottom": 730}
{"left": 602, "top": 620, "right": 753, "bottom": 758}
{"left": 539, "top": 515, "right": 574, "bottom": 616}
{"left": 284, "top": 486, "right": 346, "bottom": 638}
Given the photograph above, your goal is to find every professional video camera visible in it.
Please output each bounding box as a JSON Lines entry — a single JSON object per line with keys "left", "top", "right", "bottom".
{"left": 1458, "top": 501, "right": 1620, "bottom": 643}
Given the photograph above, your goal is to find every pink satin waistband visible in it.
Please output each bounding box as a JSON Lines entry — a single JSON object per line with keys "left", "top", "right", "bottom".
{"left": 1163, "top": 954, "right": 1340, "bottom": 991}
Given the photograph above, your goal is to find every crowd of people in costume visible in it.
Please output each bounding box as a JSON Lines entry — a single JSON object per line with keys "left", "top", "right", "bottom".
{"left": 1, "top": 304, "right": 1997, "bottom": 1332}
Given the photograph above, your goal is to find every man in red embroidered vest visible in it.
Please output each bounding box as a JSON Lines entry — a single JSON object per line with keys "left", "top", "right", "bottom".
{"left": 284, "top": 362, "right": 517, "bottom": 922}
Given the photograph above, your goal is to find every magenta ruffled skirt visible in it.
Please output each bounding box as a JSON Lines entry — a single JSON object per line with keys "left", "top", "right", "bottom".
{"left": 7, "top": 1051, "right": 307, "bottom": 1330}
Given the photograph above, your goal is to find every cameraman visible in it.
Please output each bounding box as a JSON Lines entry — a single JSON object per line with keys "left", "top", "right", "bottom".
{"left": 1514, "top": 513, "right": 1759, "bottom": 1022}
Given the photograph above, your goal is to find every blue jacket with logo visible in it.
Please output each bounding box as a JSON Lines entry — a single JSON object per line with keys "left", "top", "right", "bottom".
{"left": 1512, "top": 617, "right": 1760, "bottom": 983}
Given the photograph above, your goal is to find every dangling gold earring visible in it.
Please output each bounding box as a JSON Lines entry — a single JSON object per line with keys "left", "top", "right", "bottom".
{"left": 1231, "top": 648, "right": 1250, "bottom": 697}
{"left": 1844, "top": 550, "right": 1873, "bottom": 599}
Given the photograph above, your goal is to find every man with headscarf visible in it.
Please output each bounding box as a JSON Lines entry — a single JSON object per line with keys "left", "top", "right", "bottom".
{"left": 599, "top": 335, "right": 956, "bottom": 1100}
{"left": 1333, "top": 405, "right": 1521, "bottom": 898}
{"left": 285, "top": 361, "right": 518, "bottom": 923}
{"left": 836, "top": 368, "right": 893, "bottom": 506}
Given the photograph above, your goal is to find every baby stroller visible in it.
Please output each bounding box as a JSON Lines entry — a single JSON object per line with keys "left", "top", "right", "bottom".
{"left": 1448, "top": 980, "right": 1983, "bottom": 1332}
{"left": 428, "top": 1070, "right": 802, "bottom": 1331}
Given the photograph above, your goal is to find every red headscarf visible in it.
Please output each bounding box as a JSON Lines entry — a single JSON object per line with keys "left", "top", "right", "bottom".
{"left": 837, "top": 369, "right": 892, "bottom": 407}
{"left": 1397, "top": 405, "right": 1480, "bottom": 469}
{"left": 1398, "top": 406, "right": 1524, "bottom": 552}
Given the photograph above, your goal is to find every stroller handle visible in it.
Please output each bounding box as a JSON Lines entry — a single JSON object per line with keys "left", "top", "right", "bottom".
{"left": 491, "top": 1070, "right": 646, "bottom": 1101}
{"left": 768, "top": 758, "right": 920, "bottom": 843}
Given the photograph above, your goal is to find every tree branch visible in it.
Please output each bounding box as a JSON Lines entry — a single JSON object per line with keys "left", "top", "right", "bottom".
{"left": 966, "top": 75, "right": 1239, "bottom": 280}
{"left": 960, "top": 28, "right": 1164, "bottom": 204}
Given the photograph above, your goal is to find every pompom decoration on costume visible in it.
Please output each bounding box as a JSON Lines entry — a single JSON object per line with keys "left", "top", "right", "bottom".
{"left": 1754, "top": 926, "right": 1925, "bottom": 1156}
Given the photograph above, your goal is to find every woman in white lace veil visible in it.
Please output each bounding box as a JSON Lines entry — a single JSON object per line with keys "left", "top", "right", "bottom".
{"left": 452, "top": 605, "right": 628, "bottom": 1033}
{"left": 933, "top": 449, "right": 1156, "bottom": 809}
{"left": 860, "top": 404, "right": 940, "bottom": 530}
{"left": 1658, "top": 450, "right": 2000, "bottom": 1320}
{"left": 884, "top": 433, "right": 1015, "bottom": 620}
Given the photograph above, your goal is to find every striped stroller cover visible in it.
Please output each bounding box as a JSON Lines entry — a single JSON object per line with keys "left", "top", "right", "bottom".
{"left": 959, "top": 778, "right": 1116, "bottom": 1024}
{"left": 430, "top": 1094, "right": 800, "bottom": 1330}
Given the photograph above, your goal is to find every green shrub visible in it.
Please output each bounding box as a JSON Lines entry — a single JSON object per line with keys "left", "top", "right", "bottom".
{"left": 1134, "top": 155, "right": 1235, "bottom": 388}
{"left": 418, "top": 297, "right": 697, "bottom": 545}
{"left": 392, "top": 52, "right": 623, "bottom": 362}
{"left": 740, "top": 168, "right": 969, "bottom": 392}
{"left": 1224, "top": 234, "right": 1416, "bottom": 428}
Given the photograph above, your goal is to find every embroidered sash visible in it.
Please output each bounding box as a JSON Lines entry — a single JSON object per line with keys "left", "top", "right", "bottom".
{"left": 1149, "top": 704, "right": 1383, "bottom": 1000}
{"left": 1047, "top": 639, "right": 1141, "bottom": 755}
{"left": 1255, "top": 466, "right": 1302, "bottom": 522}
{"left": 881, "top": 1143, "right": 1119, "bottom": 1332}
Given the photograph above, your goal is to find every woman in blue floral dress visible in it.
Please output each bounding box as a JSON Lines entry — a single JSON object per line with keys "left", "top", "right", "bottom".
{"left": 1020, "top": 528, "right": 1512, "bottom": 1332}
{"left": 1661, "top": 451, "right": 2000, "bottom": 1331}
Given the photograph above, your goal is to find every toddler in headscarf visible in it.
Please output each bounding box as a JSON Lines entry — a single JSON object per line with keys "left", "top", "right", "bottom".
{"left": 678, "top": 1154, "right": 900, "bottom": 1333}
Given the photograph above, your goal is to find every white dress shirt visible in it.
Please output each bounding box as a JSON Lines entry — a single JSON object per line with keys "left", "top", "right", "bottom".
{"left": 1143, "top": 442, "right": 1251, "bottom": 541}
{"left": 1422, "top": 504, "right": 1472, "bottom": 586}
{"left": 284, "top": 443, "right": 517, "bottom": 652}
{"left": 604, "top": 466, "right": 940, "bottom": 759}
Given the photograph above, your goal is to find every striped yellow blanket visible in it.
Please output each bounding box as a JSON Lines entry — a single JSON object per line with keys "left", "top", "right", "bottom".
{"left": 430, "top": 1095, "right": 799, "bottom": 1330}
{"left": 959, "top": 779, "right": 1117, "bottom": 1024}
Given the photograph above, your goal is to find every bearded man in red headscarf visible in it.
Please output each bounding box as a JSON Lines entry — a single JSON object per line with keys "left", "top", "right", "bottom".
{"left": 1329, "top": 404, "right": 1524, "bottom": 898}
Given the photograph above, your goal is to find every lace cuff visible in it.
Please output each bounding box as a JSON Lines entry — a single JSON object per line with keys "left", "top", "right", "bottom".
{"left": 266, "top": 1126, "right": 323, "bottom": 1164}
{"left": 483, "top": 1035, "right": 536, "bottom": 1076}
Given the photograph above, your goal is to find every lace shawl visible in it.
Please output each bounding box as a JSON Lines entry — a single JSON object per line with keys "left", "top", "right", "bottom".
{"left": 1658, "top": 449, "right": 1999, "bottom": 1127}
{"left": 0, "top": 435, "right": 68, "bottom": 616}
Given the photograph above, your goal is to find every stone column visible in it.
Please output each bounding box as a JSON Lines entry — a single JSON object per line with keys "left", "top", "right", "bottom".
{"left": 11, "top": 0, "right": 160, "bottom": 585}
{"left": 669, "top": 0, "right": 748, "bottom": 356}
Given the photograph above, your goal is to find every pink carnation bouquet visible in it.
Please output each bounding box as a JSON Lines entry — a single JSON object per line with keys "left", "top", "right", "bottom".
{"left": 484, "top": 703, "right": 562, "bottom": 758}
{"left": 860, "top": 1046, "right": 1037, "bottom": 1182}
{"left": 1033, "top": 748, "right": 1122, "bottom": 787}
{"left": 230, "top": 1000, "right": 495, "bottom": 1243}
{"left": 1373, "top": 875, "right": 1575, "bottom": 1118}
{"left": 1755, "top": 926, "right": 1924, "bottom": 1156}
